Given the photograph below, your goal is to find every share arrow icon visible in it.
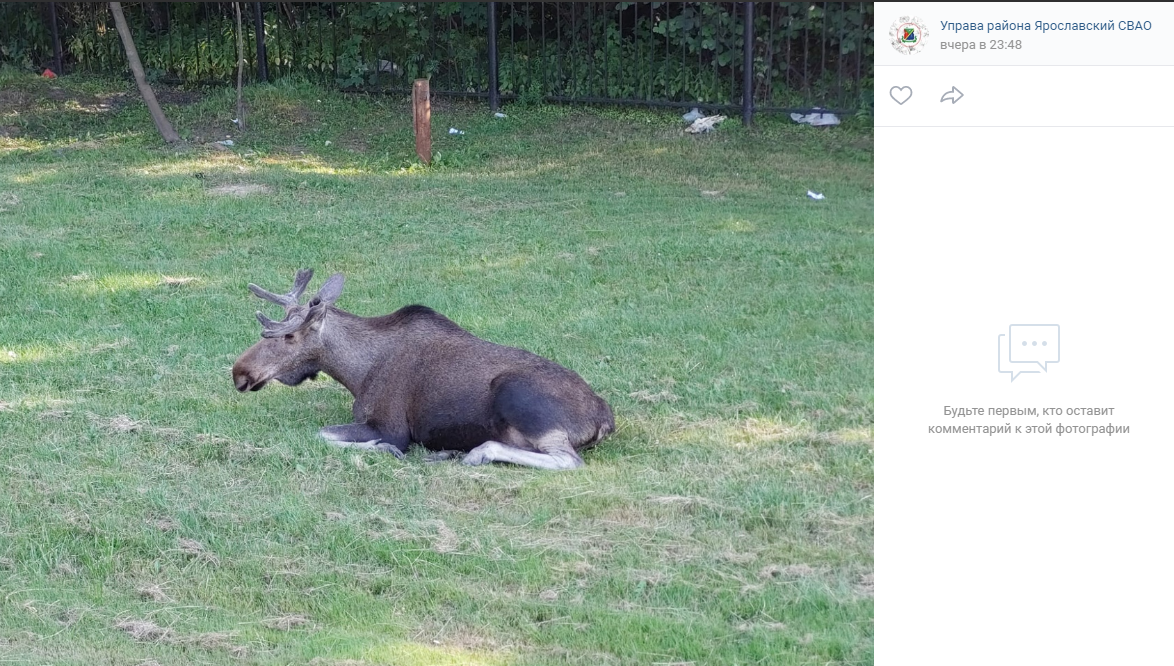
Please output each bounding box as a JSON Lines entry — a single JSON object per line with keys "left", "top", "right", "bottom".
{"left": 940, "top": 86, "right": 964, "bottom": 104}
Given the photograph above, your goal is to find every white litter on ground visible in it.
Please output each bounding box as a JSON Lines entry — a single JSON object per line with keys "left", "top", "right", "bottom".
{"left": 448, "top": 127, "right": 465, "bottom": 135}
{"left": 790, "top": 108, "right": 840, "bottom": 126}
{"left": 685, "top": 115, "right": 726, "bottom": 134}
{"left": 494, "top": 112, "right": 507, "bottom": 118}
{"left": 807, "top": 190, "right": 826, "bottom": 200}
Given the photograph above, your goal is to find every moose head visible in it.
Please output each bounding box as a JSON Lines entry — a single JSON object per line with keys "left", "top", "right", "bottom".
{"left": 231, "top": 269, "right": 345, "bottom": 392}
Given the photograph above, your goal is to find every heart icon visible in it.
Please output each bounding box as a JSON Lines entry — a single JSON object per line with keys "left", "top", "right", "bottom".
{"left": 890, "top": 86, "right": 913, "bottom": 105}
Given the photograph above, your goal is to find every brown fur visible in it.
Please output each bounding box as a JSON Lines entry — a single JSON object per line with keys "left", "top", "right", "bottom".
{"left": 232, "top": 270, "right": 613, "bottom": 469}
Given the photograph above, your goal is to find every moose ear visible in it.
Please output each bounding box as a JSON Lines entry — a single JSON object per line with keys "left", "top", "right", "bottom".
{"left": 313, "top": 273, "right": 345, "bottom": 306}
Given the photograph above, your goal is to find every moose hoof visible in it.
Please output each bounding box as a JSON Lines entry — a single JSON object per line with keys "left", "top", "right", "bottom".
{"left": 462, "top": 442, "right": 500, "bottom": 466}
{"left": 461, "top": 451, "right": 489, "bottom": 466}
{"left": 374, "top": 443, "right": 407, "bottom": 460}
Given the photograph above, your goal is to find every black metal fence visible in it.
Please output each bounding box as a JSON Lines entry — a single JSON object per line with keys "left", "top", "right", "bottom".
{"left": 1, "top": 2, "right": 874, "bottom": 120}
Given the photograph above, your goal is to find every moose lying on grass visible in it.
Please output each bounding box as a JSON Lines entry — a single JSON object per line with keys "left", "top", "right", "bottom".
{"left": 231, "top": 269, "right": 614, "bottom": 470}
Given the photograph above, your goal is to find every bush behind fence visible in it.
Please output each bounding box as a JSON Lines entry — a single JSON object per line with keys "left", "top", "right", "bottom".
{"left": 1, "top": 2, "right": 874, "bottom": 113}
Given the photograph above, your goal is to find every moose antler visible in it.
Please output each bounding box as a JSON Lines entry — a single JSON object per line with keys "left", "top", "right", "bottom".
{"left": 248, "top": 268, "right": 314, "bottom": 309}
{"left": 256, "top": 310, "right": 309, "bottom": 338}
{"left": 251, "top": 270, "right": 345, "bottom": 339}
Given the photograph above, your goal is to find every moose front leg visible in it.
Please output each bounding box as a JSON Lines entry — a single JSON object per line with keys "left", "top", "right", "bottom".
{"left": 319, "top": 423, "right": 408, "bottom": 459}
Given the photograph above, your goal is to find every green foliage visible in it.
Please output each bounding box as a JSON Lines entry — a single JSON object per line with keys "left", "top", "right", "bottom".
{"left": 0, "top": 3, "right": 53, "bottom": 70}
{"left": 0, "top": 2, "right": 873, "bottom": 109}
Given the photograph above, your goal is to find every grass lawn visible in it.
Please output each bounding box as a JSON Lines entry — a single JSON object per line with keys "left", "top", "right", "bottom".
{"left": 0, "top": 71, "right": 873, "bottom": 665}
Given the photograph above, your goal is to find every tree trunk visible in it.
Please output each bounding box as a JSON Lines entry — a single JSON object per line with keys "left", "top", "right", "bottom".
{"left": 109, "top": 2, "right": 181, "bottom": 144}
{"left": 234, "top": 2, "right": 246, "bottom": 132}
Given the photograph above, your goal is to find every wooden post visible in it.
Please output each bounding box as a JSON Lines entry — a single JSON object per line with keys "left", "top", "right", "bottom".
{"left": 413, "top": 79, "right": 431, "bottom": 165}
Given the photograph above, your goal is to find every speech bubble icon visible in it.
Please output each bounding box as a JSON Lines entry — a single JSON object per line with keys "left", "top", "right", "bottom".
{"left": 998, "top": 333, "right": 1037, "bottom": 381}
{"left": 1007, "top": 324, "right": 1060, "bottom": 371}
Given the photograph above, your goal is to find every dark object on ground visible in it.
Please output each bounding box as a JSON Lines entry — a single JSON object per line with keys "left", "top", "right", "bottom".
{"left": 232, "top": 270, "right": 614, "bottom": 470}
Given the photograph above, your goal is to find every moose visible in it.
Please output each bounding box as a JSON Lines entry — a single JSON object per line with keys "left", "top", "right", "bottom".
{"left": 231, "top": 269, "right": 614, "bottom": 470}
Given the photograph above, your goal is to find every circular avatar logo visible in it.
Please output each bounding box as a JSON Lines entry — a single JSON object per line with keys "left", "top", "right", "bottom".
{"left": 890, "top": 16, "right": 928, "bottom": 55}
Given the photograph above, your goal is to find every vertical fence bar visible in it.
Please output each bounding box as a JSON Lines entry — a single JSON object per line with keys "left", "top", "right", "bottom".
{"left": 742, "top": 2, "right": 753, "bottom": 125}
{"left": 649, "top": 2, "right": 656, "bottom": 101}
{"left": 487, "top": 1, "right": 499, "bottom": 111}
{"left": 317, "top": 3, "right": 324, "bottom": 83}
{"left": 508, "top": 3, "right": 516, "bottom": 97}
{"left": 836, "top": 2, "right": 844, "bottom": 107}
{"left": 556, "top": 3, "right": 563, "bottom": 96}
{"left": 165, "top": 2, "right": 172, "bottom": 79}
{"left": 330, "top": 2, "right": 337, "bottom": 82}
{"left": 541, "top": 2, "right": 547, "bottom": 96}
{"left": 572, "top": 3, "right": 578, "bottom": 97}
{"left": 49, "top": 2, "right": 62, "bottom": 73}
{"left": 855, "top": 8, "right": 863, "bottom": 103}
{"left": 253, "top": 2, "right": 268, "bottom": 81}
{"left": 822, "top": 1, "right": 828, "bottom": 101}
{"left": 765, "top": 2, "right": 774, "bottom": 105}
{"left": 616, "top": 3, "right": 622, "bottom": 97}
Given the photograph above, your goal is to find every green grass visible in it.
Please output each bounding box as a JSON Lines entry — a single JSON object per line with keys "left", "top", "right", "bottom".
{"left": 0, "top": 71, "right": 873, "bottom": 665}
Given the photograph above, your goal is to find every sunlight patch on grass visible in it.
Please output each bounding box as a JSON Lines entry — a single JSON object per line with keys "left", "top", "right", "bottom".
{"left": 0, "top": 137, "right": 51, "bottom": 155}
{"left": 130, "top": 153, "right": 247, "bottom": 176}
{"left": 0, "top": 394, "right": 74, "bottom": 411}
{"left": 365, "top": 641, "right": 514, "bottom": 666}
{"left": 208, "top": 183, "right": 272, "bottom": 197}
{"left": 9, "top": 167, "right": 59, "bottom": 184}
{"left": 716, "top": 217, "right": 757, "bottom": 233}
{"left": 60, "top": 272, "right": 203, "bottom": 294}
{"left": 670, "top": 416, "right": 873, "bottom": 449}
{"left": 444, "top": 254, "right": 532, "bottom": 276}
{"left": 257, "top": 153, "right": 373, "bottom": 176}
{"left": 1, "top": 337, "right": 130, "bottom": 367}
{"left": 0, "top": 344, "right": 57, "bottom": 365}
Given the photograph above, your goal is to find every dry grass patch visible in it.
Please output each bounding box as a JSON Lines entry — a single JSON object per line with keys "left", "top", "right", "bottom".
{"left": 629, "top": 388, "right": 680, "bottom": 403}
{"left": 735, "top": 620, "right": 787, "bottom": 632}
{"left": 114, "top": 619, "right": 248, "bottom": 657}
{"left": 208, "top": 183, "right": 273, "bottom": 197}
{"left": 759, "top": 563, "right": 817, "bottom": 580}
{"left": 115, "top": 619, "right": 175, "bottom": 642}
{"left": 433, "top": 520, "right": 459, "bottom": 553}
{"left": 146, "top": 517, "right": 179, "bottom": 532}
{"left": 137, "top": 584, "right": 171, "bottom": 602}
{"left": 856, "top": 572, "right": 874, "bottom": 597}
{"left": 160, "top": 275, "right": 199, "bottom": 286}
{"left": 262, "top": 614, "right": 313, "bottom": 631}
{"left": 176, "top": 538, "right": 220, "bottom": 565}
{"left": 90, "top": 413, "right": 142, "bottom": 433}
{"left": 0, "top": 192, "right": 19, "bottom": 212}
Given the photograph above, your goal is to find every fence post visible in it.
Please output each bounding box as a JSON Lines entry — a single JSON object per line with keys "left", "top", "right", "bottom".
{"left": 487, "top": 1, "right": 499, "bottom": 112}
{"left": 413, "top": 79, "right": 432, "bottom": 165}
{"left": 48, "top": 2, "right": 63, "bottom": 74}
{"left": 742, "top": 2, "right": 754, "bottom": 126}
{"left": 253, "top": 2, "right": 268, "bottom": 82}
